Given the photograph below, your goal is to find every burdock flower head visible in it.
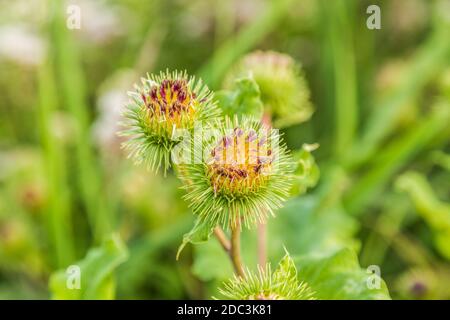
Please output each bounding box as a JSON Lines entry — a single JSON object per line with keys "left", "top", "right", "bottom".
{"left": 225, "top": 51, "right": 313, "bottom": 128}
{"left": 120, "top": 70, "right": 219, "bottom": 173}
{"left": 180, "top": 116, "right": 293, "bottom": 232}
{"left": 217, "top": 253, "right": 315, "bottom": 300}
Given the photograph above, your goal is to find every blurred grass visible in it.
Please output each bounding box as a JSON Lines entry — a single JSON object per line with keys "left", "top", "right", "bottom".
{"left": 346, "top": 22, "right": 450, "bottom": 168}
{"left": 320, "top": 0, "right": 358, "bottom": 159}
{"left": 345, "top": 101, "right": 450, "bottom": 215}
{"left": 50, "top": 0, "right": 111, "bottom": 243}
{"left": 199, "top": 0, "right": 295, "bottom": 88}
{"left": 37, "top": 57, "right": 75, "bottom": 268}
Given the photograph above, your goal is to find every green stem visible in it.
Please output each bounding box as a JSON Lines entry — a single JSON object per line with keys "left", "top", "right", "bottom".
{"left": 37, "top": 58, "right": 75, "bottom": 267}
{"left": 257, "top": 222, "right": 267, "bottom": 267}
{"left": 50, "top": 0, "right": 110, "bottom": 242}
{"left": 214, "top": 227, "right": 231, "bottom": 252}
{"left": 323, "top": 0, "right": 358, "bottom": 159}
{"left": 231, "top": 220, "right": 245, "bottom": 278}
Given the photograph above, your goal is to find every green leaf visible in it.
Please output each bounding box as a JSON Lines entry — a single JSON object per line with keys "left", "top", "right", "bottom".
{"left": 273, "top": 251, "right": 297, "bottom": 281}
{"left": 49, "top": 234, "right": 128, "bottom": 300}
{"left": 290, "top": 144, "right": 320, "bottom": 196}
{"left": 177, "top": 218, "right": 215, "bottom": 260}
{"left": 269, "top": 196, "right": 360, "bottom": 259}
{"left": 192, "top": 239, "right": 234, "bottom": 282}
{"left": 294, "top": 249, "right": 391, "bottom": 300}
{"left": 216, "top": 76, "right": 264, "bottom": 119}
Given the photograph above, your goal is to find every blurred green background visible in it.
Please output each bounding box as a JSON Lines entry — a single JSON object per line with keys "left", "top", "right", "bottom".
{"left": 0, "top": 0, "right": 449, "bottom": 299}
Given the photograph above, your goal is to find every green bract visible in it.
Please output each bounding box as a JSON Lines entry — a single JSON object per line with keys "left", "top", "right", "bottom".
{"left": 225, "top": 51, "right": 313, "bottom": 128}
{"left": 217, "top": 253, "right": 315, "bottom": 300}
{"left": 119, "top": 70, "right": 219, "bottom": 174}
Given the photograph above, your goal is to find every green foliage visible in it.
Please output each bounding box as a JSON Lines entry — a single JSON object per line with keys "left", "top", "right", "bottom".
{"left": 191, "top": 195, "right": 360, "bottom": 284}
{"left": 290, "top": 144, "right": 320, "bottom": 196}
{"left": 199, "top": 0, "right": 297, "bottom": 87}
{"left": 2, "top": 0, "right": 448, "bottom": 301}
{"left": 271, "top": 196, "right": 360, "bottom": 257}
{"left": 432, "top": 151, "right": 450, "bottom": 171}
{"left": 49, "top": 235, "right": 128, "bottom": 300}
{"left": 294, "top": 249, "right": 391, "bottom": 300}
{"left": 51, "top": 0, "right": 110, "bottom": 242}
{"left": 396, "top": 171, "right": 450, "bottom": 260}
{"left": 216, "top": 76, "right": 264, "bottom": 119}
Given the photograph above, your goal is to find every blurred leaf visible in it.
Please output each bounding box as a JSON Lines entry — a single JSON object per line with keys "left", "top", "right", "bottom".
{"left": 192, "top": 239, "right": 234, "bottom": 282}
{"left": 294, "top": 248, "right": 391, "bottom": 300}
{"left": 270, "top": 196, "right": 360, "bottom": 259}
{"left": 431, "top": 151, "right": 450, "bottom": 171}
{"left": 395, "top": 267, "right": 450, "bottom": 300}
{"left": 216, "top": 76, "right": 264, "bottom": 119}
{"left": 396, "top": 171, "right": 450, "bottom": 259}
{"left": 49, "top": 235, "right": 128, "bottom": 300}
{"left": 117, "top": 214, "right": 192, "bottom": 298}
{"left": 290, "top": 144, "right": 320, "bottom": 196}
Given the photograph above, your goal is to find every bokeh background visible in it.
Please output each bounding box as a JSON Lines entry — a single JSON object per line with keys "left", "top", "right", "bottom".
{"left": 0, "top": 0, "right": 449, "bottom": 299}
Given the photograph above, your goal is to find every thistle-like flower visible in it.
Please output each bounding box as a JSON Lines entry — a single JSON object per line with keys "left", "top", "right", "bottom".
{"left": 225, "top": 51, "right": 313, "bottom": 127}
{"left": 179, "top": 116, "right": 293, "bottom": 230}
{"left": 119, "top": 70, "right": 219, "bottom": 173}
{"left": 217, "top": 253, "right": 315, "bottom": 300}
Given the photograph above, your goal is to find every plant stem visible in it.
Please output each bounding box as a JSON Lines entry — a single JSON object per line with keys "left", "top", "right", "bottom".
{"left": 37, "top": 57, "right": 75, "bottom": 268}
{"left": 326, "top": 0, "right": 358, "bottom": 160}
{"left": 214, "top": 227, "right": 231, "bottom": 252}
{"left": 230, "top": 220, "right": 245, "bottom": 278}
{"left": 257, "top": 221, "right": 267, "bottom": 267}
{"left": 215, "top": 225, "right": 247, "bottom": 277}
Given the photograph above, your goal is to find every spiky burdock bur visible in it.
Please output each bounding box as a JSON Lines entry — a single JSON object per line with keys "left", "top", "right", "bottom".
{"left": 225, "top": 51, "right": 313, "bottom": 128}
{"left": 119, "top": 70, "right": 219, "bottom": 174}
{"left": 217, "top": 253, "right": 315, "bottom": 300}
{"left": 177, "top": 116, "right": 293, "bottom": 257}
